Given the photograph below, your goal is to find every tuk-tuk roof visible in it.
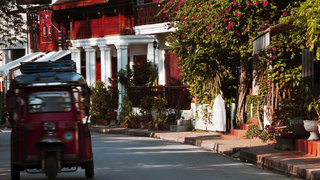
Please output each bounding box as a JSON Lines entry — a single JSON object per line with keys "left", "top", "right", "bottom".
{"left": 9, "top": 60, "right": 88, "bottom": 89}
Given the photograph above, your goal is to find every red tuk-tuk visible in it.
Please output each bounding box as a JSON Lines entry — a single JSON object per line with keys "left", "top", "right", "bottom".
{"left": 7, "top": 60, "right": 94, "bottom": 180}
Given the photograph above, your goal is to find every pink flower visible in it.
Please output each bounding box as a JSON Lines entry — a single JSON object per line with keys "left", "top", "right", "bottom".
{"left": 181, "top": 15, "right": 185, "bottom": 21}
{"left": 205, "top": 30, "right": 209, "bottom": 34}
{"left": 226, "top": 26, "right": 230, "bottom": 31}
{"left": 173, "top": 37, "right": 176, "bottom": 41}
{"left": 247, "top": 2, "right": 251, "bottom": 6}
{"left": 178, "top": 0, "right": 183, "bottom": 5}
{"left": 197, "top": 4, "right": 200, "bottom": 8}
{"left": 256, "top": 1, "right": 259, "bottom": 4}
{"left": 224, "top": 18, "right": 227, "bottom": 23}
{"left": 214, "top": 15, "right": 218, "bottom": 19}
{"left": 185, "top": 19, "right": 188, "bottom": 23}
{"left": 228, "top": 21, "right": 234, "bottom": 27}
{"left": 263, "top": 1, "right": 269, "bottom": 6}
{"left": 272, "top": 47, "right": 276, "bottom": 51}
{"left": 265, "top": 20, "right": 270, "bottom": 23}
{"left": 251, "top": 9, "right": 255, "bottom": 12}
{"left": 207, "top": 26, "right": 211, "bottom": 30}
{"left": 225, "top": 8, "right": 231, "bottom": 12}
{"left": 214, "top": 31, "right": 217, "bottom": 34}
{"left": 277, "top": 42, "right": 281, "bottom": 47}
{"left": 175, "top": 8, "right": 179, "bottom": 12}
{"left": 233, "top": 1, "right": 237, "bottom": 6}
{"left": 183, "top": 35, "right": 186, "bottom": 38}
{"left": 272, "top": 55, "right": 276, "bottom": 59}
{"left": 236, "top": 32, "right": 240, "bottom": 36}
{"left": 222, "top": 13, "right": 226, "bottom": 16}
{"left": 193, "top": 16, "right": 197, "bottom": 20}
{"left": 283, "top": 12, "right": 288, "bottom": 17}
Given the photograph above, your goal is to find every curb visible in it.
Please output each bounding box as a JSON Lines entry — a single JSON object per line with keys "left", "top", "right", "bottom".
{"left": 90, "top": 126, "right": 260, "bottom": 156}
{"left": 239, "top": 145, "right": 320, "bottom": 180}
{"left": 90, "top": 126, "right": 320, "bottom": 180}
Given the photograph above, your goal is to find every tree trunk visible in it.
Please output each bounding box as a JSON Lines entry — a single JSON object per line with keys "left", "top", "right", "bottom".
{"left": 236, "top": 57, "right": 251, "bottom": 127}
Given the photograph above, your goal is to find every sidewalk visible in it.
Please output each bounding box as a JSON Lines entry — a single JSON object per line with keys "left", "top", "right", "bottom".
{"left": 90, "top": 125, "right": 320, "bottom": 180}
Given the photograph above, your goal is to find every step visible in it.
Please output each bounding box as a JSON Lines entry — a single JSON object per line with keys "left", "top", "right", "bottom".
{"left": 177, "top": 119, "right": 191, "bottom": 126}
{"left": 170, "top": 125, "right": 188, "bottom": 132}
{"left": 240, "top": 123, "right": 257, "bottom": 130}
{"left": 220, "top": 134, "right": 246, "bottom": 140}
{"left": 248, "top": 117, "right": 259, "bottom": 125}
{"left": 230, "top": 129, "right": 247, "bottom": 138}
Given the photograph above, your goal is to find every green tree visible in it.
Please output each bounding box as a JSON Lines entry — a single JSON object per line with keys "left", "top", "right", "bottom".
{"left": 282, "top": 0, "right": 320, "bottom": 59}
{"left": 0, "top": 0, "right": 26, "bottom": 47}
{"left": 162, "top": 0, "right": 300, "bottom": 126}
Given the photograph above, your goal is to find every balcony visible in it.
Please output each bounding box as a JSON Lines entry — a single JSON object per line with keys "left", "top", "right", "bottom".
{"left": 72, "top": 15, "right": 134, "bottom": 40}
{"left": 127, "top": 86, "right": 191, "bottom": 110}
{"left": 134, "top": 2, "right": 169, "bottom": 26}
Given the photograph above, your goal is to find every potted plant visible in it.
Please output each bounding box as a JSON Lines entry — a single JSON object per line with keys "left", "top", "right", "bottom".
{"left": 139, "top": 96, "right": 154, "bottom": 128}
{"left": 304, "top": 97, "right": 320, "bottom": 140}
{"left": 166, "top": 108, "right": 182, "bottom": 130}
{"left": 90, "top": 81, "right": 117, "bottom": 126}
{"left": 151, "top": 97, "right": 168, "bottom": 130}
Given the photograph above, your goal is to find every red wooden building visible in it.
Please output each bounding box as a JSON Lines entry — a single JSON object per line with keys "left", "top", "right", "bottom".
{"left": 23, "top": 0, "right": 190, "bottom": 109}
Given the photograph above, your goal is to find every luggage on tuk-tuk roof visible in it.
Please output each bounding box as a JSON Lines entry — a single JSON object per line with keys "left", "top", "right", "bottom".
{"left": 20, "top": 60, "right": 75, "bottom": 74}
{"left": 11, "top": 60, "right": 87, "bottom": 88}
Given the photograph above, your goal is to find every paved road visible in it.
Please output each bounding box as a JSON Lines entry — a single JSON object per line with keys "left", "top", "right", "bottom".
{"left": 0, "top": 131, "right": 297, "bottom": 180}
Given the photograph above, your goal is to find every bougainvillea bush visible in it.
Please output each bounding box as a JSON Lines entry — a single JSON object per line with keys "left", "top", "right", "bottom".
{"left": 161, "top": 0, "right": 302, "bottom": 126}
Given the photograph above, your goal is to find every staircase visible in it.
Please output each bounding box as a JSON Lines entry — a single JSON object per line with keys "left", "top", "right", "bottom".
{"left": 220, "top": 118, "right": 259, "bottom": 140}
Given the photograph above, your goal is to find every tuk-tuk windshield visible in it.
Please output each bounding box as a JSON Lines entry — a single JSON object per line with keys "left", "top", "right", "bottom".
{"left": 28, "top": 91, "right": 72, "bottom": 113}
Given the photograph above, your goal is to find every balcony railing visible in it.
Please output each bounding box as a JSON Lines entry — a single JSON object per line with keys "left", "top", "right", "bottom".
{"left": 135, "top": 2, "right": 169, "bottom": 26}
{"left": 127, "top": 86, "right": 191, "bottom": 110}
{"left": 72, "top": 15, "right": 134, "bottom": 40}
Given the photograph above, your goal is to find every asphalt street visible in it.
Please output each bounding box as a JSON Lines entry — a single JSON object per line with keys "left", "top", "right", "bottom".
{"left": 0, "top": 131, "right": 297, "bottom": 180}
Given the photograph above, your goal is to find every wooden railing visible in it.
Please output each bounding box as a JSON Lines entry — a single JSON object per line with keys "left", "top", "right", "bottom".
{"left": 127, "top": 86, "right": 191, "bottom": 110}
{"left": 72, "top": 15, "right": 134, "bottom": 40}
{"left": 134, "top": 2, "right": 169, "bottom": 26}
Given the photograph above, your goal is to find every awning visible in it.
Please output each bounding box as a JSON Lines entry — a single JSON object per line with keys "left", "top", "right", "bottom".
{"left": 252, "top": 20, "right": 294, "bottom": 55}
{"left": 0, "top": 52, "right": 45, "bottom": 76}
{"left": 36, "top": 50, "right": 71, "bottom": 62}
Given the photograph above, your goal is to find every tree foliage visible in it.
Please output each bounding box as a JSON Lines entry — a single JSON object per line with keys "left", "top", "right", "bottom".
{"left": 281, "top": 0, "right": 320, "bottom": 60}
{"left": 0, "top": 0, "right": 26, "bottom": 47}
{"left": 162, "top": 0, "right": 300, "bottom": 125}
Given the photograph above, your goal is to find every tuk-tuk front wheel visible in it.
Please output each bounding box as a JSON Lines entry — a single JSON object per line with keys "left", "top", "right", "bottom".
{"left": 11, "top": 164, "right": 20, "bottom": 180}
{"left": 45, "top": 155, "right": 57, "bottom": 180}
{"left": 85, "top": 160, "right": 94, "bottom": 178}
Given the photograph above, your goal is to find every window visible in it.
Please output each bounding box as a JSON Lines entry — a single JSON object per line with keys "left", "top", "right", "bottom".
{"left": 28, "top": 91, "right": 72, "bottom": 113}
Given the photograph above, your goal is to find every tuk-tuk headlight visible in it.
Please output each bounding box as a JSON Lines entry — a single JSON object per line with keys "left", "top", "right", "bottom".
{"left": 43, "top": 122, "right": 56, "bottom": 130}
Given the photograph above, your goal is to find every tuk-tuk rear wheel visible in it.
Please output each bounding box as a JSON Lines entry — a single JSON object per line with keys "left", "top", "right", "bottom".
{"left": 85, "top": 160, "right": 94, "bottom": 178}
{"left": 46, "top": 155, "right": 57, "bottom": 180}
{"left": 11, "top": 164, "right": 20, "bottom": 180}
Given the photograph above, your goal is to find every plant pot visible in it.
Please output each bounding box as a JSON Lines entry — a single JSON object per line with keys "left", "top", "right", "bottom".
{"left": 303, "top": 120, "right": 320, "bottom": 140}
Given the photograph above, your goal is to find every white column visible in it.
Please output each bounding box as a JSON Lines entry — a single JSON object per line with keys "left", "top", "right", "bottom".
{"left": 147, "top": 42, "right": 155, "bottom": 65}
{"left": 158, "top": 48, "right": 166, "bottom": 85}
{"left": 70, "top": 47, "right": 81, "bottom": 74}
{"left": 83, "top": 46, "right": 96, "bottom": 87}
{"left": 115, "top": 44, "right": 129, "bottom": 118}
{"left": 99, "top": 46, "right": 111, "bottom": 86}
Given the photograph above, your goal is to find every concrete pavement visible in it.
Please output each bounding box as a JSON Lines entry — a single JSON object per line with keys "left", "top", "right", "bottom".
{"left": 90, "top": 125, "right": 320, "bottom": 180}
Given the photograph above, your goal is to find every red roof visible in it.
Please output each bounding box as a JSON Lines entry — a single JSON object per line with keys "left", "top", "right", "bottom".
{"left": 53, "top": 0, "right": 109, "bottom": 10}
